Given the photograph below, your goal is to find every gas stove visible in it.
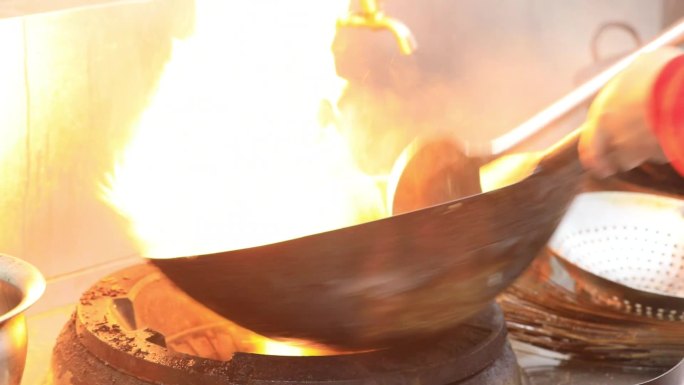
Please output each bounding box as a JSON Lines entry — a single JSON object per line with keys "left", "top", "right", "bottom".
{"left": 21, "top": 254, "right": 672, "bottom": 385}
{"left": 50, "top": 264, "right": 522, "bottom": 385}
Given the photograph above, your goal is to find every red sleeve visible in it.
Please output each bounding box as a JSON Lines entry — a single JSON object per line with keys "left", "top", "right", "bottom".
{"left": 649, "top": 55, "right": 684, "bottom": 175}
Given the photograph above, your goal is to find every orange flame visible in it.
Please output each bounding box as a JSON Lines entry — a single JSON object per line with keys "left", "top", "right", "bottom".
{"left": 104, "top": 1, "right": 388, "bottom": 259}
{"left": 102, "top": 2, "right": 388, "bottom": 355}
{"left": 254, "top": 338, "right": 339, "bottom": 357}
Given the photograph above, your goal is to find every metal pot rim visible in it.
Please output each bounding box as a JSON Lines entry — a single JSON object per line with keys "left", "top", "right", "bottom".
{"left": 0, "top": 253, "right": 46, "bottom": 324}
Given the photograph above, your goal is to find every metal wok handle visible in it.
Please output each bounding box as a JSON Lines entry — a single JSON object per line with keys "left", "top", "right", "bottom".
{"left": 534, "top": 128, "right": 582, "bottom": 176}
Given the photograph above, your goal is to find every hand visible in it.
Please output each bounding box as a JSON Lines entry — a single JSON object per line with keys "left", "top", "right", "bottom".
{"left": 579, "top": 48, "right": 682, "bottom": 178}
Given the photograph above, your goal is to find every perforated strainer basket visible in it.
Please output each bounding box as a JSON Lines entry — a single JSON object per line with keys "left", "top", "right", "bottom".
{"left": 549, "top": 191, "right": 684, "bottom": 321}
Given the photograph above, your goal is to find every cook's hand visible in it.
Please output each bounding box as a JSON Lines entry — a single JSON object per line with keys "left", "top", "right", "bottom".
{"left": 579, "top": 48, "right": 682, "bottom": 178}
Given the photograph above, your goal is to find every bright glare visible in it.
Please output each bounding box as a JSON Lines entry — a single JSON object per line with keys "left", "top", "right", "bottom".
{"left": 256, "top": 339, "right": 328, "bottom": 357}
{"left": 103, "top": 1, "right": 388, "bottom": 260}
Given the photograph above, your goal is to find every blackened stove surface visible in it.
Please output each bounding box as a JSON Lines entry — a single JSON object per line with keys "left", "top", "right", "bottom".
{"left": 51, "top": 264, "right": 521, "bottom": 385}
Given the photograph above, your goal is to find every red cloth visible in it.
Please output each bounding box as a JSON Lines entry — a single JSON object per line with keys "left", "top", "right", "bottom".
{"left": 649, "top": 55, "right": 684, "bottom": 175}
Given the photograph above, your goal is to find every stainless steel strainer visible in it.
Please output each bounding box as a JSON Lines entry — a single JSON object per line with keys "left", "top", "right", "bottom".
{"left": 549, "top": 191, "right": 684, "bottom": 320}
{"left": 500, "top": 191, "right": 684, "bottom": 372}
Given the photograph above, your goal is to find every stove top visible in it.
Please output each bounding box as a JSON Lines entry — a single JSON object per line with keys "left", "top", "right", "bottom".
{"left": 21, "top": 263, "right": 670, "bottom": 385}
{"left": 50, "top": 263, "right": 522, "bottom": 385}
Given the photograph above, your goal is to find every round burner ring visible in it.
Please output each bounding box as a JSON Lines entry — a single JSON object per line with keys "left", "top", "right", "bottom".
{"left": 53, "top": 264, "right": 515, "bottom": 385}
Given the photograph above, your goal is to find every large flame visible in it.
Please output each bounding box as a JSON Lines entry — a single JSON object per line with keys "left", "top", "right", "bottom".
{"left": 104, "top": 1, "right": 388, "bottom": 259}
{"left": 103, "top": 2, "right": 388, "bottom": 355}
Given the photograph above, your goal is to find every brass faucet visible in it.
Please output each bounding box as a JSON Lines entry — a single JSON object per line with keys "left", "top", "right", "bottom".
{"left": 337, "top": 0, "right": 417, "bottom": 55}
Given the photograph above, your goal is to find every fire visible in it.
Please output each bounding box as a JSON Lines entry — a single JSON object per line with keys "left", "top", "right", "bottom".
{"left": 103, "top": 1, "right": 388, "bottom": 355}
{"left": 479, "top": 152, "right": 541, "bottom": 192}
{"left": 103, "top": 1, "right": 388, "bottom": 258}
{"left": 254, "top": 338, "right": 337, "bottom": 357}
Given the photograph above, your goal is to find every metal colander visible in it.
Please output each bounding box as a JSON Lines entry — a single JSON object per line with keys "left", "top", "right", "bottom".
{"left": 549, "top": 191, "right": 684, "bottom": 320}
{"left": 500, "top": 191, "right": 684, "bottom": 371}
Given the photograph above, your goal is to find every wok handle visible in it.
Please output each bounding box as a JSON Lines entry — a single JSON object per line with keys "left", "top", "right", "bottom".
{"left": 535, "top": 128, "right": 582, "bottom": 175}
